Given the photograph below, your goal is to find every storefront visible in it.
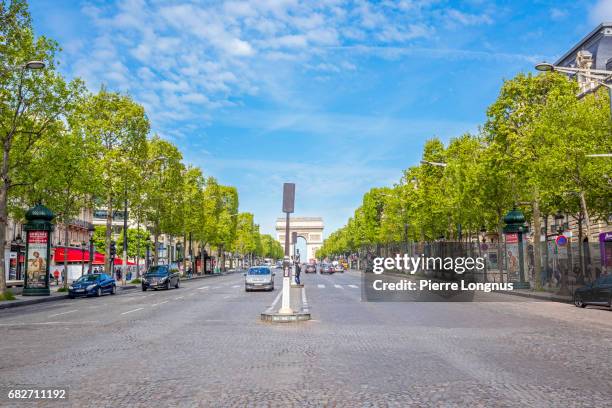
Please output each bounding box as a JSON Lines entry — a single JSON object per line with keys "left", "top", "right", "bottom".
{"left": 599, "top": 232, "right": 612, "bottom": 274}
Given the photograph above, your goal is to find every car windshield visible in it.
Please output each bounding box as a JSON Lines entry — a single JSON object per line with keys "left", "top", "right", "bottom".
{"left": 248, "top": 267, "right": 270, "bottom": 275}
{"left": 144, "top": 266, "right": 168, "bottom": 277}
{"left": 76, "top": 275, "right": 100, "bottom": 283}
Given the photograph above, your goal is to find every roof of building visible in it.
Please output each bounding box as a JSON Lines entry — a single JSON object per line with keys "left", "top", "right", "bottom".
{"left": 555, "top": 22, "right": 612, "bottom": 70}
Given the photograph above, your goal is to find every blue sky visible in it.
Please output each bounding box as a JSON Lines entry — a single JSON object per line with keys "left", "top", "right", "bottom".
{"left": 29, "top": 0, "right": 611, "bottom": 237}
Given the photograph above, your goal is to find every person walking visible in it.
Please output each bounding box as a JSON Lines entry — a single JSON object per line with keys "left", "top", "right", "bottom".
{"left": 294, "top": 261, "right": 301, "bottom": 285}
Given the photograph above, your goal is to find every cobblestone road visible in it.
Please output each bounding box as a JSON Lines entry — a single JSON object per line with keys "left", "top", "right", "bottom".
{"left": 1, "top": 270, "right": 611, "bottom": 407}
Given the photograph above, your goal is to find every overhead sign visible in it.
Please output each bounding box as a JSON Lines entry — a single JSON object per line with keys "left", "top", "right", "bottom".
{"left": 555, "top": 235, "right": 568, "bottom": 247}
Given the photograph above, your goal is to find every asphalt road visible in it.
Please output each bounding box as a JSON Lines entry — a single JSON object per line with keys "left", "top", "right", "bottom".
{"left": 1, "top": 269, "right": 611, "bottom": 407}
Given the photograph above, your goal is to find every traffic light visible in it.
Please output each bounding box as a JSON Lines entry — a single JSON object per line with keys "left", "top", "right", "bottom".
{"left": 110, "top": 240, "right": 117, "bottom": 257}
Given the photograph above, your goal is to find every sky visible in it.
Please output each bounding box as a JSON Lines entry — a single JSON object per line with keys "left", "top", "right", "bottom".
{"left": 29, "top": 0, "right": 612, "bottom": 237}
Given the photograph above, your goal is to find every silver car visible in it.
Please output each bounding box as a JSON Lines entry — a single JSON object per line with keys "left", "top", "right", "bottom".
{"left": 244, "top": 266, "right": 275, "bottom": 291}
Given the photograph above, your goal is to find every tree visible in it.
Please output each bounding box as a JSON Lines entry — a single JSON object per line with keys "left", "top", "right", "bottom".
{"left": 75, "top": 89, "right": 149, "bottom": 273}
{"left": 0, "top": 0, "right": 84, "bottom": 293}
{"left": 140, "top": 136, "right": 184, "bottom": 264}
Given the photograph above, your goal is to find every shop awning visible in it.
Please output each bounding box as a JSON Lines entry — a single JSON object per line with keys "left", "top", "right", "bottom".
{"left": 53, "top": 247, "right": 135, "bottom": 265}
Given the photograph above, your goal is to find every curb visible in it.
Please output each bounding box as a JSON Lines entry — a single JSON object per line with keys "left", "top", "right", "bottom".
{"left": 260, "top": 285, "right": 311, "bottom": 323}
{"left": 0, "top": 285, "right": 137, "bottom": 310}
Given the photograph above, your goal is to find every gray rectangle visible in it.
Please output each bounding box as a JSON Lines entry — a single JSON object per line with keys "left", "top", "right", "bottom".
{"left": 282, "top": 183, "right": 295, "bottom": 213}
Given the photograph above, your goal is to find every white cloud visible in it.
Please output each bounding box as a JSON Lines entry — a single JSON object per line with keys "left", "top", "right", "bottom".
{"left": 590, "top": 0, "right": 612, "bottom": 23}
{"left": 550, "top": 8, "right": 568, "bottom": 21}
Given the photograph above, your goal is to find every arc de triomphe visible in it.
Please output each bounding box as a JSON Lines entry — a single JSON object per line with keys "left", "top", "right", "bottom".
{"left": 275, "top": 217, "right": 324, "bottom": 262}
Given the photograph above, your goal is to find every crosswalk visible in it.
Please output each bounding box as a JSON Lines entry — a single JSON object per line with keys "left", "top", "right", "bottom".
{"left": 315, "top": 284, "right": 360, "bottom": 290}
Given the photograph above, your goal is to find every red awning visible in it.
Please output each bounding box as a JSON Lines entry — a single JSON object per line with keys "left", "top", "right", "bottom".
{"left": 53, "top": 247, "right": 134, "bottom": 265}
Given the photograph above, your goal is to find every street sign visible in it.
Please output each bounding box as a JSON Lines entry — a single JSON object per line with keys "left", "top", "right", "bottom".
{"left": 282, "top": 183, "right": 295, "bottom": 213}
{"left": 555, "top": 235, "right": 568, "bottom": 247}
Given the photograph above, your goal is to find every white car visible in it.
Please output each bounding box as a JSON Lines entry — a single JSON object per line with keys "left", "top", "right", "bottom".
{"left": 244, "top": 266, "right": 275, "bottom": 291}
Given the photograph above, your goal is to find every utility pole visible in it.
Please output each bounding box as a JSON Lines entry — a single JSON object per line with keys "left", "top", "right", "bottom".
{"left": 280, "top": 183, "right": 295, "bottom": 315}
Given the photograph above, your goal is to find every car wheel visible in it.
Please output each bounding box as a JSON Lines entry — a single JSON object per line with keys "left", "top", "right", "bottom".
{"left": 111, "top": 285, "right": 116, "bottom": 295}
{"left": 175, "top": 279, "right": 180, "bottom": 289}
{"left": 69, "top": 294, "right": 75, "bottom": 299}
{"left": 574, "top": 295, "right": 585, "bottom": 308}
{"left": 166, "top": 281, "right": 170, "bottom": 290}
{"left": 96, "top": 287, "right": 102, "bottom": 297}
{"left": 142, "top": 285, "right": 147, "bottom": 291}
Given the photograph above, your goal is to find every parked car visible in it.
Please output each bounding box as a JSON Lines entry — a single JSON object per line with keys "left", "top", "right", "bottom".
{"left": 573, "top": 274, "right": 612, "bottom": 308}
{"left": 305, "top": 264, "right": 317, "bottom": 274}
{"left": 69, "top": 273, "right": 116, "bottom": 298}
{"left": 244, "top": 266, "right": 275, "bottom": 291}
{"left": 334, "top": 264, "right": 345, "bottom": 273}
{"left": 320, "top": 263, "right": 334, "bottom": 274}
{"left": 142, "top": 265, "right": 180, "bottom": 291}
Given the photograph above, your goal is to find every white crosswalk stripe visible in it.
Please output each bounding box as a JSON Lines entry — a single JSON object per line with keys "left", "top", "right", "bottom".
{"left": 317, "top": 284, "right": 325, "bottom": 288}
{"left": 348, "top": 284, "right": 359, "bottom": 289}
{"left": 232, "top": 285, "right": 240, "bottom": 288}
{"left": 334, "top": 284, "right": 343, "bottom": 289}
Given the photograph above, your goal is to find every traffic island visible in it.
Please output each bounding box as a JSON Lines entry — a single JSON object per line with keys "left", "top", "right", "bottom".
{"left": 261, "top": 285, "right": 311, "bottom": 323}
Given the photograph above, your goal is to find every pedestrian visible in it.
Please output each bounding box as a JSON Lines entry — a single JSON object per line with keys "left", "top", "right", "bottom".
{"left": 116, "top": 267, "right": 122, "bottom": 282}
{"left": 294, "top": 261, "right": 301, "bottom": 285}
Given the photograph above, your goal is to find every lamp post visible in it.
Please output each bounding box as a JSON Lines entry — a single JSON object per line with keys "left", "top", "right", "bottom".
{"left": 535, "top": 53, "right": 612, "bottom": 119}
{"left": 280, "top": 183, "right": 295, "bottom": 315}
{"left": 88, "top": 225, "right": 95, "bottom": 274}
{"left": 81, "top": 241, "right": 86, "bottom": 277}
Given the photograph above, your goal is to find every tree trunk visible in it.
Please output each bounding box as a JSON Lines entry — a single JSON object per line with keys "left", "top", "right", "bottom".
{"left": 105, "top": 193, "right": 113, "bottom": 275}
{"left": 63, "top": 226, "right": 69, "bottom": 288}
{"left": 153, "top": 233, "right": 159, "bottom": 266}
{"left": 579, "top": 191, "right": 591, "bottom": 241}
{"left": 182, "top": 232, "right": 187, "bottom": 276}
{"left": 532, "top": 197, "right": 542, "bottom": 290}
{"left": 497, "top": 215, "right": 504, "bottom": 284}
{"left": 0, "top": 182, "right": 9, "bottom": 295}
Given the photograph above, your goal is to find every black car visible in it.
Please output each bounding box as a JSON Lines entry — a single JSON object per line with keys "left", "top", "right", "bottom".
{"left": 142, "top": 265, "right": 180, "bottom": 291}
{"left": 69, "top": 273, "right": 116, "bottom": 298}
{"left": 573, "top": 274, "right": 612, "bottom": 308}
{"left": 305, "top": 264, "right": 317, "bottom": 274}
{"left": 320, "top": 264, "right": 334, "bottom": 274}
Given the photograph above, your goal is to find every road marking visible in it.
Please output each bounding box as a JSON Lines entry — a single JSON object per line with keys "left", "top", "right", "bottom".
{"left": 121, "top": 308, "right": 144, "bottom": 315}
{"left": 348, "top": 284, "right": 359, "bottom": 289}
{"left": 175, "top": 296, "right": 184, "bottom": 300}
{"left": 0, "top": 320, "right": 100, "bottom": 327}
{"left": 198, "top": 286, "right": 209, "bottom": 290}
{"left": 223, "top": 295, "right": 231, "bottom": 299}
{"left": 151, "top": 301, "right": 168, "bottom": 307}
{"left": 301, "top": 287, "right": 310, "bottom": 313}
{"left": 232, "top": 285, "right": 240, "bottom": 288}
{"left": 265, "top": 290, "right": 283, "bottom": 313}
{"left": 334, "top": 284, "right": 344, "bottom": 289}
{"left": 187, "top": 292, "right": 195, "bottom": 297}
{"left": 49, "top": 309, "right": 78, "bottom": 317}
{"left": 317, "top": 284, "right": 325, "bottom": 288}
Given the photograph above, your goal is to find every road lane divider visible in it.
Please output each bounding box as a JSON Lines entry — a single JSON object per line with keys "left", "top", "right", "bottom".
{"left": 265, "top": 291, "right": 283, "bottom": 314}
{"left": 301, "top": 287, "right": 309, "bottom": 313}
{"left": 348, "top": 284, "right": 359, "bottom": 289}
{"left": 49, "top": 310, "right": 78, "bottom": 318}
{"left": 120, "top": 308, "right": 144, "bottom": 315}
{"left": 197, "top": 286, "right": 209, "bottom": 290}
{"left": 317, "top": 284, "right": 325, "bottom": 288}
{"left": 151, "top": 301, "right": 168, "bottom": 307}
{"left": 334, "top": 284, "right": 344, "bottom": 289}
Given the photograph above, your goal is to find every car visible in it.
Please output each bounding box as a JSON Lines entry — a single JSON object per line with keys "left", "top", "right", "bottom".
{"left": 573, "top": 274, "right": 612, "bottom": 308}
{"left": 142, "top": 265, "right": 180, "bottom": 291}
{"left": 334, "top": 264, "right": 344, "bottom": 273}
{"left": 69, "top": 273, "right": 116, "bottom": 298}
{"left": 244, "top": 266, "right": 275, "bottom": 291}
{"left": 275, "top": 261, "right": 283, "bottom": 269}
{"left": 305, "top": 264, "right": 317, "bottom": 273}
{"left": 320, "top": 263, "right": 334, "bottom": 274}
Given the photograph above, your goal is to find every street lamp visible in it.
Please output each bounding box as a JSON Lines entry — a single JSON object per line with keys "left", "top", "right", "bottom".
{"left": 88, "top": 225, "right": 95, "bottom": 274}
{"left": 420, "top": 160, "right": 447, "bottom": 167}
{"left": 535, "top": 51, "right": 612, "bottom": 117}
{"left": 81, "top": 241, "right": 87, "bottom": 277}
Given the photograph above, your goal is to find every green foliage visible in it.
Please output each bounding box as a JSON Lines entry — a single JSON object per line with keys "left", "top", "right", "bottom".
{"left": 57, "top": 287, "right": 68, "bottom": 292}
{"left": 0, "top": 289, "right": 16, "bottom": 301}
{"left": 320, "top": 72, "right": 612, "bottom": 257}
